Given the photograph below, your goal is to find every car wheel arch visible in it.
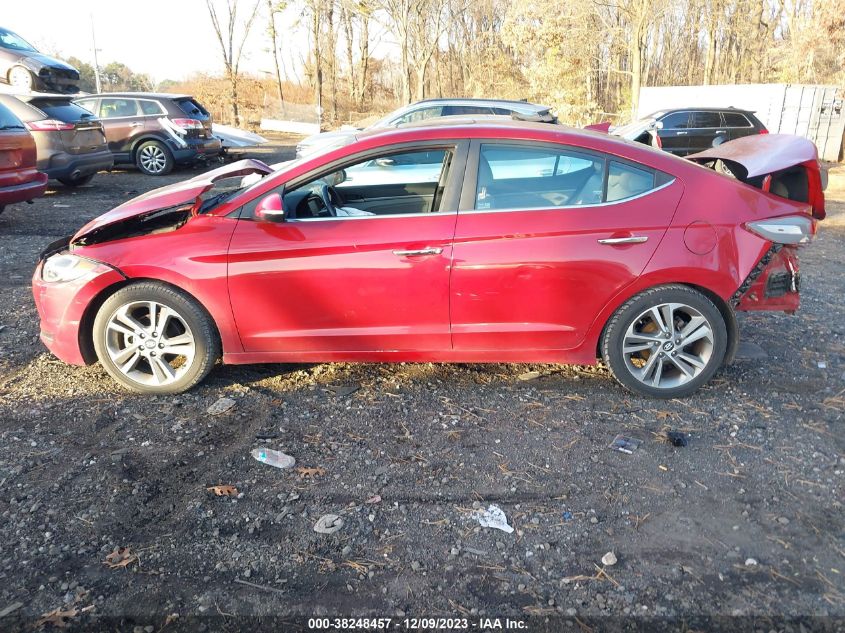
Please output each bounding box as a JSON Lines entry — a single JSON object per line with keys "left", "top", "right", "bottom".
{"left": 130, "top": 135, "right": 171, "bottom": 160}
{"left": 592, "top": 281, "right": 738, "bottom": 364}
{"left": 78, "top": 277, "right": 224, "bottom": 365}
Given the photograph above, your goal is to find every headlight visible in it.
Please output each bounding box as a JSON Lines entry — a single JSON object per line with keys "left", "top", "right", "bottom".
{"left": 41, "top": 253, "right": 100, "bottom": 283}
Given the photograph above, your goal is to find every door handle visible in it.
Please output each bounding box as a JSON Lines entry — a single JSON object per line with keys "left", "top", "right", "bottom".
{"left": 130, "top": 122, "right": 144, "bottom": 127}
{"left": 715, "top": 130, "right": 726, "bottom": 134}
{"left": 392, "top": 247, "right": 443, "bottom": 257}
{"left": 676, "top": 131, "right": 688, "bottom": 135}
{"left": 597, "top": 236, "right": 649, "bottom": 245}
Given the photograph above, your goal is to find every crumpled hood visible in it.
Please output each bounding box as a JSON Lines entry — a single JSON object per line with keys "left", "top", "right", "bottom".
{"left": 21, "top": 53, "right": 78, "bottom": 73}
{"left": 687, "top": 134, "right": 818, "bottom": 178}
{"left": 71, "top": 159, "right": 273, "bottom": 242}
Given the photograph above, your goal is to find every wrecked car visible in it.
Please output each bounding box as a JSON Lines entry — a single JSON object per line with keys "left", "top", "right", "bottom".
{"left": 33, "top": 122, "right": 824, "bottom": 397}
{"left": 0, "top": 26, "right": 80, "bottom": 94}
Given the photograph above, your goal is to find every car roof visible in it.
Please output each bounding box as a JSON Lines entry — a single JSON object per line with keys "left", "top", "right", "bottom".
{"left": 412, "top": 97, "right": 551, "bottom": 112}
{"left": 78, "top": 92, "right": 192, "bottom": 100}
{"left": 660, "top": 106, "right": 755, "bottom": 114}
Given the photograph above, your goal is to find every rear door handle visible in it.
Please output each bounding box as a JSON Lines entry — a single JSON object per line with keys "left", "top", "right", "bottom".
{"left": 392, "top": 247, "right": 443, "bottom": 257}
{"left": 676, "top": 131, "right": 688, "bottom": 135}
{"left": 597, "top": 236, "right": 649, "bottom": 245}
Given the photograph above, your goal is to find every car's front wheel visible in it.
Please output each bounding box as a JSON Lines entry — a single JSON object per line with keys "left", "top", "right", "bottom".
{"left": 136, "top": 140, "right": 174, "bottom": 176}
{"left": 93, "top": 282, "right": 220, "bottom": 394}
{"left": 8, "top": 66, "right": 34, "bottom": 90}
{"left": 602, "top": 285, "right": 727, "bottom": 398}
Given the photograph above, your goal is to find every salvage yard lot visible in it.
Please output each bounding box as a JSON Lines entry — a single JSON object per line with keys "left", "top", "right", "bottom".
{"left": 0, "top": 137, "right": 842, "bottom": 629}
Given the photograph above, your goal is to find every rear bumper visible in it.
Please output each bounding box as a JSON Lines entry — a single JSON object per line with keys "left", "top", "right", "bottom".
{"left": 32, "top": 258, "right": 126, "bottom": 365}
{"left": 171, "top": 138, "right": 223, "bottom": 164}
{"left": 734, "top": 245, "right": 801, "bottom": 313}
{"left": 42, "top": 149, "right": 113, "bottom": 180}
{"left": 0, "top": 172, "right": 48, "bottom": 206}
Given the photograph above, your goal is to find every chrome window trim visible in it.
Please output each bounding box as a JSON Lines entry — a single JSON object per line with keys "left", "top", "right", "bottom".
{"left": 287, "top": 210, "right": 459, "bottom": 223}
{"left": 463, "top": 178, "right": 676, "bottom": 215}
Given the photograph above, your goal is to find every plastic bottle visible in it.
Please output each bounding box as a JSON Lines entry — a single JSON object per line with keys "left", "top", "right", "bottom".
{"left": 251, "top": 447, "right": 295, "bottom": 469}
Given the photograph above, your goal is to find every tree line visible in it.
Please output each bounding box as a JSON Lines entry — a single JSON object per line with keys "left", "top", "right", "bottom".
{"left": 203, "top": 0, "right": 844, "bottom": 127}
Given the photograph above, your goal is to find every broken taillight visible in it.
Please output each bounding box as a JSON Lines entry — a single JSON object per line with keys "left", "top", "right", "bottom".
{"left": 26, "top": 119, "right": 75, "bottom": 132}
{"left": 745, "top": 214, "right": 816, "bottom": 244}
{"left": 169, "top": 118, "right": 203, "bottom": 131}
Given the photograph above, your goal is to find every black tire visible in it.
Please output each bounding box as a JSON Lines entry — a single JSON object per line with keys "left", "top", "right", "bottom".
{"left": 135, "top": 140, "right": 174, "bottom": 176}
{"left": 93, "top": 282, "right": 220, "bottom": 394}
{"left": 58, "top": 174, "right": 95, "bottom": 187}
{"left": 601, "top": 285, "right": 728, "bottom": 399}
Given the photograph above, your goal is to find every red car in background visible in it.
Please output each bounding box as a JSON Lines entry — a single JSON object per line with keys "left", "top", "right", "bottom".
{"left": 0, "top": 100, "right": 46, "bottom": 214}
{"left": 32, "top": 121, "right": 824, "bottom": 397}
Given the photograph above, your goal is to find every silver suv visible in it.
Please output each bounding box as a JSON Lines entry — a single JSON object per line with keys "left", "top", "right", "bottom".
{"left": 296, "top": 98, "right": 555, "bottom": 158}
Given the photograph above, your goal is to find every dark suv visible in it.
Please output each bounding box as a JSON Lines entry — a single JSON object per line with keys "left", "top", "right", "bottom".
{"left": 74, "top": 93, "right": 222, "bottom": 175}
{"left": 0, "top": 94, "right": 112, "bottom": 186}
{"left": 613, "top": 107, "right": 768, "bottom": 155}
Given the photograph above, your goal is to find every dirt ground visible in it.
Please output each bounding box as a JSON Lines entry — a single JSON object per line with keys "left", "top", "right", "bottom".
{"left": 0, "top": 137, "right": 842, "bottom": 632}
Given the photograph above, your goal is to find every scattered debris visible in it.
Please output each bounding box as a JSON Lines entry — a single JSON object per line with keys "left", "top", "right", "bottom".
{"left": 463, "top": 546, "right": 488, "bottom": 556}
{"left": 518, "top": 370, "right": 541, "bottom": 381}
{"left": 745, "top": 558, "right": 759, "bottom": 566}
{"left": 562, "top": 511, "right": 573, "bottom": 521}
{"left": 735, "top": 341, "right": 769, "bottom": 360}
{"left": 609, "top": 435, "right": 641, "bottom": 454}
{"left": 207, "top": 397, "right": 236, "bottom": 415}
{"left": 328, "top": 384, "right": 360, "bottom": 397}
{"left": 658, "top": 464, "right": 669, "bottom": 471}
{"left": 817, "top": 361, "right": 827, "bottom": 369}
{"left": 36, "top": 605, "right": 93, "bottom": 629}
{"left": 313, "top": 514, "right": 344, "bottom": 534}
{"left": 0, "top": 602, "right": 23, "bottom": 618}
{"left": 254, "top": 430, "right": 279, "bottom": 440}
{"left": 52, "top": 204, "right": 71, "bottom": 208}
{"left": 366, "top": 495, "right": 382, "bottom": 504}
{"left": 207, "top": 485, "right": 238, "bottom": 497}
{"left": 473, "top": 504, "right": 514, "bottom": 534}
{"left": 666, "top": 431, "right": 689, "bottom": 447}
{"left": 251, "top": 448, "right": 295, "bottom": 469}
{"left": 295, "top": 466, "right": 326, "bottom": 478}
{"left": 601, "top": 551, "right": 618, "bottom": 566}
{"left": 103, "top": 546, "right": 138, "bottom": 569}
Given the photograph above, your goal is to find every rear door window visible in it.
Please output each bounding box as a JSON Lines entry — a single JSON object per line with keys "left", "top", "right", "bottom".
{"left": 690, "top": 111, "right": 722, "bottom": 128}
{"left": 442, "top": 105, "right": 495, "bottom": 116}
{"left": 31, "top": 99, "right": 94, "bottom": 123}
{"left": 606, "top": 161, "right": 655, "bottom": 202}
{"left": 723, "top": 112, "right": 752, "bottom": 127}
{"left": 99, "top": 98, "right": 141, "bottom": 118}
{"left": 139, "top": 100, "right": 165, "bottom": 115}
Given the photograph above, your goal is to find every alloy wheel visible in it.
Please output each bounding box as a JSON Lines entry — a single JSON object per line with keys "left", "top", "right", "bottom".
{"left": 8, "top": 67, "right": 33, "bottom": 90}
{"left": 138, "top": 145, "right": 167, "bottom": 174}
{"left": 103, "top": 300, "right": 196, "bottom": 387}
{"left": 621, "top": 302, "right": 714, "bottom": 390}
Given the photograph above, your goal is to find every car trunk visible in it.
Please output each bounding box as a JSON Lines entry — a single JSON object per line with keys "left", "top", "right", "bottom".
{"left": 175, "top": 97, "right": 213, "bottom": 140}
{"left": 688, "top": 133, "right": 825, "bottom": 219}
{"left": 29, "top": 98, "right": 108, "bottom": 154}
{"left": 0, "top": 128, "right": 37, "bottom": 187}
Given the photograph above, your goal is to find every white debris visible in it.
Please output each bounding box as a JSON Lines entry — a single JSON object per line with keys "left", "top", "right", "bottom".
{"left": 313, "top": 514, "right": 344, "bottom": 534}
{"left": 601, "top": 551, "right": 618, "bottom": 566}
{"left": 744, "top": 558, "right": 758, "bottom": 566}
{"left": 250, "top": 448, "right": 295, "bottom": 469}
{"left": 473, "top": 504, "right": 514, "bottom": 534}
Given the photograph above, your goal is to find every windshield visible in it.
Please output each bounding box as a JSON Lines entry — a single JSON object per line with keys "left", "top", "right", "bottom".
{"left": 0, "top": 28, "right": 37, "bottom": 53}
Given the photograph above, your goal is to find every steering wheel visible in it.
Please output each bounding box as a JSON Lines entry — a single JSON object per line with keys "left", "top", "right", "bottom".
{"left": 318, "top": 184, "right": 338, "bottom": 217}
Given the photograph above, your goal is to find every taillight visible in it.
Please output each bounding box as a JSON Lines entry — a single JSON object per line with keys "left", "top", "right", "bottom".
{"left": 759, "top": 128, "right": 769, "bottom": 134}
{"left": 26, "top": 119, "right": 75, "bottom": 132}
{"left": 169, "top": 118, "right": 203, "bottom": 131}
{"left": 746, "top": 214, "right": 815, "bottom": 244}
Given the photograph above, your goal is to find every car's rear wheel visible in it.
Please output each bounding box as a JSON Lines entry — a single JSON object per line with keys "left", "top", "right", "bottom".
{"left": 136, "top": 140, "right": 174, "bottom": 176}
{"left": 8, "top": 66, "right": 34, "bottom": 90}
{"left": 93, "top": 282, "right": 220, "bottom": 394}
{"left": 602, "top": 285, "right": 727, "bottom": 398}
{"left": 58, "top": 174, "right": 95, "bottom": 187}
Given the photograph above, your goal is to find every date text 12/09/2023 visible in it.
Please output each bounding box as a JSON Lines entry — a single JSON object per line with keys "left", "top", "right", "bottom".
{"left": 307, "top": 617, "right": 528, "bottom": 630}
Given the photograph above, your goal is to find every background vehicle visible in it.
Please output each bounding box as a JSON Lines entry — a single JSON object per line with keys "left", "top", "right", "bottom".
{"left": 0, "top": 94, "right": 112, "bottom": 186}
{"left": 295, "top": 98, "right": 557, "bottom": 158}
{"left": 0, "top": 100, "right": 46, "bottom": 213}
{"left": 74, "top": 93, "right": 222, "bottom": 176}
{"left": 32, "top": 122, "right": 822, "bottom": 398}
{"left": 612, "top": 107, "right": 767, "bottom": 155}
{"left": 0, "top": 26, "right": 79, "bottom": 93}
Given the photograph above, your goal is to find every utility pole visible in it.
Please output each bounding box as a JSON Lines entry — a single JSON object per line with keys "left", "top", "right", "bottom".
{"left": 90, "top": 15, "right": 102, "bottom": 94}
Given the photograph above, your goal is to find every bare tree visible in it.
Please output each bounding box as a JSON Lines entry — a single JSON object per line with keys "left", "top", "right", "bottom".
{"left": 205, "top": 0, "right": 262, "bottom": 125}
{"left": 266, "top": 0, "right": 288, "bottom": 116}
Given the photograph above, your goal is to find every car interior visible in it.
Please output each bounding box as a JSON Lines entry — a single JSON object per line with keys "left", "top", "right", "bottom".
{"left": 282, "top": 149, "right": 454, "bottom": 219}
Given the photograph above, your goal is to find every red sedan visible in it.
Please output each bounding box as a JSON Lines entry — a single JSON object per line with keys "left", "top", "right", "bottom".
{"left": 32, "top": 121, "right": 824, "bottom": 397}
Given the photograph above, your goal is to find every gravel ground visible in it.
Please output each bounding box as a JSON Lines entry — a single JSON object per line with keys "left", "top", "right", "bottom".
{"left": 0, "top": 138, "right": 842, "bottom": 632}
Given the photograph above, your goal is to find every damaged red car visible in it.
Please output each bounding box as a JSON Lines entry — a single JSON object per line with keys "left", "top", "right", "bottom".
{"left": 32, "top": 122, "right": 825, "bottom": 397}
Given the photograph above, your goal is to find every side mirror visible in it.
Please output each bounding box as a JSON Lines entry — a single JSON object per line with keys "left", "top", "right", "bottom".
{"left": 374, "top": 157, "right": 396, "bottom": 168}
{"left": 255, "top": 193, "right": 285, "bottom": 222}
{"left": 647, "top": 120, "right": 663, "bottom": 131}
